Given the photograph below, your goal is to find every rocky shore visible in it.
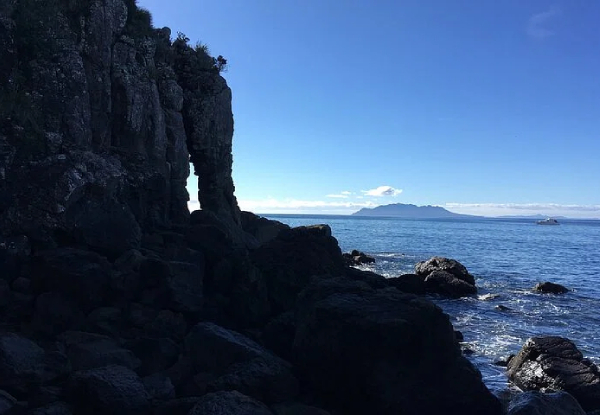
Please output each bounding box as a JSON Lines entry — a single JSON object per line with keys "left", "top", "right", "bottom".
{"left": 0, "top": 1, "right": 597, "bottom": 414}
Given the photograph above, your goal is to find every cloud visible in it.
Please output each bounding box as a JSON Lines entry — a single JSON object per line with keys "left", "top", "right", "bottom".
{"left": 237, "top": 198, "right": 377, "bottom": 214}
{"left": 363, "top": 186, "right": 403, "bottom": 197}
{"left": 341, "top": 191, "right": 352, "bottom": 195}
{"left": 527, "top": 6, "right": 560, "bottom": 39}
{"left": 326, "top": 193, "right": 349, "bottom": 199}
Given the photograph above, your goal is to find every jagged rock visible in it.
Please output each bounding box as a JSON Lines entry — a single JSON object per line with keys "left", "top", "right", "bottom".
{"left": 86, "top": 306, "right": 122, "bottom": 336}
{"left": 424, "top": 270, "right": 478, "bottom": 298}
{"left": 187, "top": 391, "right": 274, "bottom": 415}
{"left": 292, "top": 278, "right": 501, "bottom": 415}
{"left": 153, "top": 397, "right": 202, "bottom": 415}
{"left": 507, "top": 391, "right": 586, "bottom": 415}
{"left": 415, "top": 256, "right": 476, "bottom": 285}
{"left": 533, "top": 281, "right": 569, "bottom": 294}
{"left": 344, "top": 267, "right": 389, "bottom": 289}
{"left": 30, "top": 402, "right": 73, "bottom": 415}
{"left": 58, "top": 331, "right": 140, "bottom": 372}
{"left": 0, "top": 333, "right": 45, "bottom": 396}
{"left": 387, "top": 273, "right": 427, "bottom": 294}
{"left": 252, "top": 225, "right": 345, "bottom": 315}
{"left": 271, "top": 403, "right": 331, "bottom": 415}
{"left": 66, "top": 364, "right": 150, "bottom": 415}
{"left": 125, "top": 337, "right": 179, "bottom": 377}
{"left": 0, "top": 390, "right": 16, "bottom": 414}
{"left": 30, "top": 248, "right": 112, "bottom": 312}
{"left": 262, "top": 312, "right": 296, "bottom": 361}
{"left": 241, "top": 212, "right": 290, "bottom": 245}
{"left": 507, "top": 337, "right": 600, "bottom": 411}
{"left": 178, "top": 322, "right": 298, "bottom": 403}
{"left": 30, "top": 292, "right": 86, "bottom": 336}
{"left": 142, "top": 373, "right": 175, "bottom": 401}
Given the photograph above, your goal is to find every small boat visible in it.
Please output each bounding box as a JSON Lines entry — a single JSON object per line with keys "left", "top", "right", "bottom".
{"left": 536, "top": 218, "right": 559, "bottom": 225}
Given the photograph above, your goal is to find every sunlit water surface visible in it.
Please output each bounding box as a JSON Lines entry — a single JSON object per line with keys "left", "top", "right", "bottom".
{"left": 264, "top": 214, "right": 600, "bottom": 394}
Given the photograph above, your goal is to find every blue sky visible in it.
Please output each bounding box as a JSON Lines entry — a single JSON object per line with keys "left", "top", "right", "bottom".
{"left": 138, "top": 0, "right": 600, "bottom": 217}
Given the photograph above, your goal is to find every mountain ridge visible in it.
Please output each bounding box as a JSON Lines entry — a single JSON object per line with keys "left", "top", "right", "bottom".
{"left": 352, "top": 203, "right": 478, "bottom": 218}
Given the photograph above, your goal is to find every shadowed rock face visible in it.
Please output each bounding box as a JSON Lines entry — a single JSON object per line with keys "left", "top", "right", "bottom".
{"left": 0, "top": 0, "right": 240, "bottom": 252}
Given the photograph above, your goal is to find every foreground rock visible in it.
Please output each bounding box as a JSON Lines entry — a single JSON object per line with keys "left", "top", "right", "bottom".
{"left": 533, "top": 281, "right": 569, "bottom": 294}
{"left": 507, "top": 391, "right": 586, "bottom": 415}
{"left": 188, "top": 391, "right": 273, "bottom": 415}
{"left": 292, "top": 278, "right": 501, "bottom": 415}
{"left": 507, "top": 337, "right": 600, "bottom": 411}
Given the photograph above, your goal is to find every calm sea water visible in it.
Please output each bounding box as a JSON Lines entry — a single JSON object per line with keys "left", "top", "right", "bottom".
{"left": 264, "top": 214, "right": 600, "bottom": 393}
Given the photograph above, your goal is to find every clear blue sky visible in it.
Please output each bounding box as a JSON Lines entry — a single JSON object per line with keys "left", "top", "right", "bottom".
{"left": 138, "top": 0, "right": 600, "bottom": 217}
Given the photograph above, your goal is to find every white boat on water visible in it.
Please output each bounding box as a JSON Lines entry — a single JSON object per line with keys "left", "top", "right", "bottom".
{"left": 536, "top": 218, "right": 559, "bottom": 225}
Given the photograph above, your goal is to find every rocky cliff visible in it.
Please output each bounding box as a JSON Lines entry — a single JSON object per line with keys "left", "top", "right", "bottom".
{"left": 0, "top": 0, "right": 240, "bottom": 253}
{"left": 0, "top": 1, "right": 504, "bottom": 414}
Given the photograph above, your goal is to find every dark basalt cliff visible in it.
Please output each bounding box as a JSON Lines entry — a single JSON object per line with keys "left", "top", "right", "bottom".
{"left": 0, "top": 0, "right": 240, "bottom": 251}
{"left": 0, "top": 2, "right": 503, "bottom": 414}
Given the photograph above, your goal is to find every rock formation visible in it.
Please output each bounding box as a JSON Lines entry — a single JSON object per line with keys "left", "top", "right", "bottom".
{"left": 0, "top": 1, "right": 503, "bottom": 414}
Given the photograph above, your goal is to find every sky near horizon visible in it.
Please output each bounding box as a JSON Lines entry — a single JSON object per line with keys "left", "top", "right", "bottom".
{"left": 138, "top": 0, "right": 600, "bottom": 218}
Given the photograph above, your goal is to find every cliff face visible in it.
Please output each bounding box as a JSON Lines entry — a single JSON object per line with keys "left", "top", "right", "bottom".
{"left": 0, "top": 0, "right": 240, "bottom": 253}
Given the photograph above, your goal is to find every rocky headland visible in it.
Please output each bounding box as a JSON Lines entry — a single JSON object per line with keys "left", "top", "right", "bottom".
{"left": 0, "top": 1, "right": 596, "bottom": 414}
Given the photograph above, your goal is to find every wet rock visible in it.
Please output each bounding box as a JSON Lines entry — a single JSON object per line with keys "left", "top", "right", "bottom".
{"left": 342, "top": 249, "right": 375, "bottom": 266}
{"left": 507, "top": 336, "right": 600, "bottom": 411}
{"left": 507, "top": 391, "right": 586, "bottom": 415}
{"left": 387, "top": 273, "right": 426, "bottom": 294}
{"left": 187, "top": 391, "right": 274, "bottom": 415}
{"left": 0, "top": 333, "right": 45, "bottom": 396}
{"left": 67, "top": 365, "right": 150, "bottom": 415}
{"left": 293, "top": 278, "right": 501, "bottom": 415}
{"left": 415, "top": 256, "right": 475, "bottom": 285}
{"left": 533, "top": 282, "right": 569, "bottom": 294}
{"left": 424, "top": 270, "right": 477, "bottom": 298}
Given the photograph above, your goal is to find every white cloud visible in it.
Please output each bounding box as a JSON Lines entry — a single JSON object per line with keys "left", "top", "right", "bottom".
{"left": 237, "top": 198, "right": 377, "bottom": 214}
{"left": 341, "top": 191, "right": 352, "bottom": 195}
{"left": 527, "top": 6, "right": 560, "bottom": 39}
{"left": 445, "top": 203, "right": 600, "bottom": 218}
{"left": 326, "top": 194, "right": 350, "bottom": 199}
{"left": 363, "top": 186, "right": 403, "bottom": 197}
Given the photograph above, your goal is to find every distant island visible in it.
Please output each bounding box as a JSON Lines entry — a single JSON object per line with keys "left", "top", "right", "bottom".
{"left": 352, "top": 203, "right": 477, "bottom": 219}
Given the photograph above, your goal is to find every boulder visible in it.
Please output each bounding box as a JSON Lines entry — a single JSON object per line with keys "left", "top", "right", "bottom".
{"left": 241, "top": 212, "right": 290, "bottom": 245}
{"left": 292, "top": 278, "right": 501, "bottom": 415}
{"left": 0, "top": 390, "right": 16, "bottom": 414}
{"left": 387, "top": 273, "right": 427, "bottom": 294}
{"left": 0, "top": 333, "right": 45, "bottom": 396}
{"left": 507, "top": 391, "right": 586, "bottom": 415}
{"left": 251, "top": 225, "right": 345, "bottom": 315}
{"left": 30, "top": 292, "right": 86, "bottom": 336}
{"left": 153, "top": 397, "right": 201, "bottom": 415}
{"left": 142, "top": 373, "right": 175, "bottom": 401}
{"left": 424, "top": 270, "right": 478, "bottom": 298}
{"left": 30, "top": 402, "right": 73, "bottom": 415}
{"left": 187, "top": 391, "right": 274, "bottom": 415}
{"left": 181, "top": 322, "right": 298, "bottom": 403}
{"left": 125, "top": 337, "right": 180, "bottom": 376}
{"left": 342, "top": 249, "right": 375, "bottom": 266}
{"left": 66, "top": 365, "right": 150, "bottom": 414}
{"left": 30, "top": 248, "right": 112, "bottom": 311}
{"left": 271, "top": 403, "right": 331, "bottom": 415}
{"left": 415, "top": 256, "right": 475, "bottom": 285}
{"left": 58, "top": 331, "right": 141, "bottom": 371}
{"left": 507, "top": 337, "right": 600, "bottom": 411}
{"left": 533, "top": 282, "right": 569, "bottom": 294}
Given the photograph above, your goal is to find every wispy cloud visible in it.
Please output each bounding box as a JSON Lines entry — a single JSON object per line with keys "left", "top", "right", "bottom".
{"left": 362, "top": 186, "right": 403, "bottom": 197}
{"left": 326, "top": 191, "right": 351, "bottom": 199}
{"left": 238, "top": 198, "right": 377, "bottom": 214}
{"left": 527, "top": 6, "right": 560, "bottom": 39}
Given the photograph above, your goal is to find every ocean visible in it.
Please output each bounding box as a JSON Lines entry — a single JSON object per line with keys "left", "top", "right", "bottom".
{"left": 263, "top": 214, "right": 600, "bottom": 394}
